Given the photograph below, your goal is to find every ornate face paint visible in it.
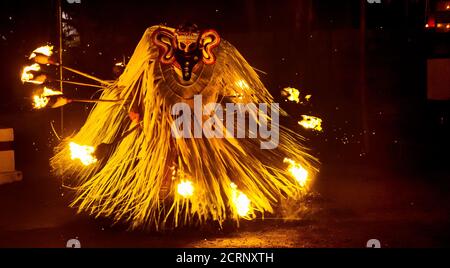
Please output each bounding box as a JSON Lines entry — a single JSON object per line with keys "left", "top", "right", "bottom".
{"left": 152, "top": 24, "right": 221, "bottom": 81}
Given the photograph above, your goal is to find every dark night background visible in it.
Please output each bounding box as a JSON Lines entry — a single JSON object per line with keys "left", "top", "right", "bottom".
{"left": 0, "top": 0, "right": 449, "bottom": 247}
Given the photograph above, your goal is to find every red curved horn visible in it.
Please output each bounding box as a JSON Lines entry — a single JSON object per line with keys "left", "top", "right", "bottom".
{"left": 152, "top": 28, "right": 176, "bottom": 64}
{"left": 200, "top": 29, "right": 220, "bottom": 65}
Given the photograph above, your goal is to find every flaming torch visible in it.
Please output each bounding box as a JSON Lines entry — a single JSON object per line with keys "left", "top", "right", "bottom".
{"left": 23, "top": 45, "right": 111, "bottom": 87}
{"left": 29, "top": 45, "right": 53, "bottom": 59}
{"left": 281, "top": 87, "right": 300, "bottom": 103}
{"left": 31, "top": 88, "right": 121, "bottom": 110}
{"left": 230, "top": 183, "right": 252, "bottom": 218}
{"left": 32, "top": 87, "right": 65, "bottom": 109}
{"left": 281, "top": 87, "right": 313, "bottom": 104}
{"left": 32, "top": 95, "right": 49, "bottom": 109}
{"left": 69, "top": 142, "right": 98, "bottom": 166}
{"left": 29, "top": 45, "right": 57, "bottom": 65}
{"left": 283, "top": 158, "right": 309, "bottom": 187}
{"left": 33, "top": 87, "right": 63, "bottom": 109}
{"left": 298, "top": 115, "right": 323, "bottom": 132}
{"left": 177, "top": 180, "right": 195, "bottom": 198}
{"left": 21, "top": 63, "right": 47, "bottom": 84}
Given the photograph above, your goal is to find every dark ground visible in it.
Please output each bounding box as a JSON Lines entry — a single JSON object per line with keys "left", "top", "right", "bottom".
{"left": 0, "top": 163, "right": 449, "bottom": 248}
{"left": 0, "top": 112, "right": 449, "bottom": 248}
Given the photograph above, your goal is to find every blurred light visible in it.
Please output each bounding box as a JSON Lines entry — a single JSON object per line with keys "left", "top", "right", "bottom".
{"left": 427, "top": 17, "right": 436, "bottom": 28}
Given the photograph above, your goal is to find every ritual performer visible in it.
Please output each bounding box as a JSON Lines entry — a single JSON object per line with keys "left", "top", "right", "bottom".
{"left": 51, "top": 23, "right": 318, "bottom": 230}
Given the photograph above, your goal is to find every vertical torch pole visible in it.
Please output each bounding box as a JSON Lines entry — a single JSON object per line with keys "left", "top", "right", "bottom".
{"left": 58, "top": 0, "right": 64, "bottom": 135}
{"left": 360, "top": 0, "right": 370, "bottom": 153}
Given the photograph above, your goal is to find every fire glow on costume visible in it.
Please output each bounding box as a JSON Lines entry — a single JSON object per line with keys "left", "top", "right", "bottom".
{"left": 49, "top": 24, "right": 319, "bottom": 230}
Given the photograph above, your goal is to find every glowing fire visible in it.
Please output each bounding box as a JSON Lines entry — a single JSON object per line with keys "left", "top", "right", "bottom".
{"left": 282, "top": 87, "right": 300, "bottom": 103}
{"left": 21, "top": 63, "right": 41, "bottom": 83}
{"left": 298, "top": 115, "right": 323, "bottom": 132}
{"left": 29, "top": 45, "right": 54, "bottom": 59}
{"left": 230, "top": 183, "right": 251, "bottom": 217}
{"left": 305, "top": 94, "right": 312, "bottom": 101}
{"left": 42, "top": 87, "right": 63, "bottom": 96}
{"left": 177, "top": 180, "right": 194, "bottom": 198}
{"left": 32, "top": 87, "right": 63, "bottom": 109}
{"left": 69, "top": 142, "right": 98, "bottom": 166}
{"left": 283, "top": 158, "right": 308, "bottom": 187}
{"left": 33, "top": 95, "right": 49, "bottom": 109}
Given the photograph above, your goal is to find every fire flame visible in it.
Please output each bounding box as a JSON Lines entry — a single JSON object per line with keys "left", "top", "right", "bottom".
{"left": 177, "top": 180, "right": 194, "bottom": 198}
{"left": 42, "top": 87, "right": 63, "bottom": 96}
{"left": 21, "top": 63, "right": 41, "bottom": 83}
{"left": 33, "top": 95, "right": 49, "bottom": 109}
{"left": 230, "top": 183, "right": 251, "bottom": 217}
{"left": 32, "top": 87, "right": 63, "bottom": 109}
{"left": 298, "top": 115, "right": 323, "bottom": 132}
{"left": 69, "top": 142, "right": 98, "bottom": 166}
{"left": 282, "top": 87, "right": 300, "bottom": 103}
{"left": 29, "top": 45, "right": 54, "bottom": 59}
{"left": 283, "top": 158, "right": 309, "bottom": 187}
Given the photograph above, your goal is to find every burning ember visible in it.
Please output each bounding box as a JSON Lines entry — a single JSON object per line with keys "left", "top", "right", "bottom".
{"left": 281, "top": 87, "right": 300, "bottom": 103}
{"left": 29, "top": 45, "right": 54, "bottom": 59}
{"left": 21, "top": 63, "right": 43, "bottom": 84}
{"left": 283, "top": 158, "right": 308, "bottom": 187}
{"left": 177, "top": 180, "right": 194, "bottom": 198}
{"left": 32, "top": 87, "right": 63, "bottom": 109}
{"left": 69, "top": 142, "right": 98, "bottom": 166}
{"left": 298, "top": 115, "right": 323, "bottom": 132}
{"left": 230, "top": 183, "right": 251, "bottom": 217}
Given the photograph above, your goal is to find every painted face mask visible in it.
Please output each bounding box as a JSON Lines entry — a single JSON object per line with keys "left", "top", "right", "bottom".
{"left": 152, "top": 23, "right": 220, "bottom": 81}
{"left": 174, "top": 25, "right": 202, "bottom": 81}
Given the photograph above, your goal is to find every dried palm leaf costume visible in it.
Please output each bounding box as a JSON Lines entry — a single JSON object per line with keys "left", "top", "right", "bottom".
{"left": 51, "top": 24, "right": 318, "bottom": 230}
